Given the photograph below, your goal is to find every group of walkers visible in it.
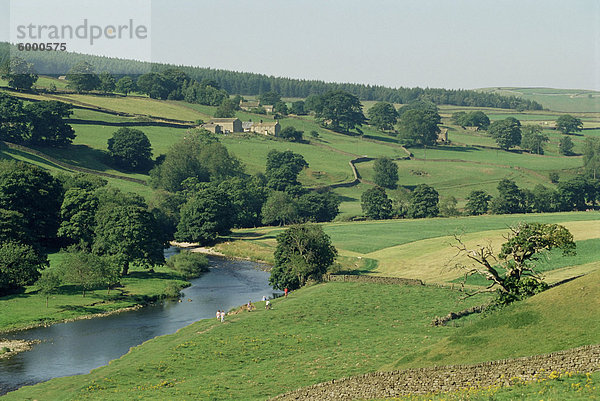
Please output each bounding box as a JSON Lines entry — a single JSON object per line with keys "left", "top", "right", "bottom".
{"left": 216, "top": 291, "right": 287, "bottom": 323}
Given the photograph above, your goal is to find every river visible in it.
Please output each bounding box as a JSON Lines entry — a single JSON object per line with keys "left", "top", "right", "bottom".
{"left": 0, "top": 255, "right": 278, "bottom": 396}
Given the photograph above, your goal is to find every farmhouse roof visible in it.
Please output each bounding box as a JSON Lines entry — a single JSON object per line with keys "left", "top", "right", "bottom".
{"left": 210, "top": 118, "right": 241, "bottom": 123}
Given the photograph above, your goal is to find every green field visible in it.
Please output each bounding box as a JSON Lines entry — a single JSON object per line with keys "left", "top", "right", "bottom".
{"left": 4, "top": 269, "right": 599, "bottom": 401}
{"left": 0, "top": 261, "right": 189, "bottom": 333}
{"left": 479, "top": 87, "right": 600, "bottom": 113}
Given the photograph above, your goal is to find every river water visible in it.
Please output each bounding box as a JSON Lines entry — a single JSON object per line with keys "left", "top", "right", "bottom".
{"left": 0, "top": 256, "right": 278, "bottom": 395}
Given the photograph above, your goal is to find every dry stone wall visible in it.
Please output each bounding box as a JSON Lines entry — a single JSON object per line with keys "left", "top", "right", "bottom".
{"left": 270, "top": 344, "right": 600, "bottom": 400}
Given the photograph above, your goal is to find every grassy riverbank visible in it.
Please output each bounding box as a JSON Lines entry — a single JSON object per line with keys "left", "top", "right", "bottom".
{"left": 4, "top": 270, "right": 600, "bottom": 400}
{"left": 0, "top": 263, "right": 190, "bottom": 333}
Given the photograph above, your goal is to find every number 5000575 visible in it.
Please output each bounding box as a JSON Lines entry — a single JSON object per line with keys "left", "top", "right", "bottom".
{"left": 17, "top": 42, "right": 66, "bottom": 51}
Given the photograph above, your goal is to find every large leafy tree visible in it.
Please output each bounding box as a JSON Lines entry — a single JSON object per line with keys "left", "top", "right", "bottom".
{"left": 367, "top": 102, "right": 398, "bottom": 131}
{"left": 93, "top": 204, "right": 164, "bottom": 275}
{"left": 558, "top": 135, "right": 575, "bottom": 156}
{"left": 452, "top": 111, "right": 490, "bottom": 130}
{"left": 0, "top": 93, "right": 29, "bottom": 143}
{"left": 297, "top": 189, "right": 341, "bottom": 223}
{"left": 408, "top": 184, "right": 439, "bottom": 218}
{"left": 269, "top": 223, "right": 337, "bottom": 291}
{"left": 373, "top": 157, "right": 398, "bottom": 189}
{"left": 265, "top": 150, "right": 308, "bottom": 193}
{"left": 58, "top": 249, "right": 119, "bottom": 297}
{"left": 1, "top": 56, "right": 38, "bottom": 91}
{"left": 66, "top": 61, "right": 100, "bottom": 92}
{"left": 520, "top": 125, "right": 549, "bottom": 155}
{"left": 217, "top": 176, "right": 268, "bottom": 228}
{"left": 465, "top": 190, "right": 492, "bottom": 216}
{"left": 107, "top": 128, "right": 153, "bottom": 171}
{"left": 0, "top": 241, "right": 47, "bottom": 295}
{"left": 57, "top": 187, "right": 100, "bottom": 248}
{"left": 453, "top": 223, "right": 575, "bottom": 306}
{"left": 398, "top": 109, "right": 441, "bottom": 146}
{"left": 0, "top": 160, "right": 63, "bottom": 243}
{"left": 261, "top": 191, "right": 299, "bottom": 226}
{"left": 556, "top": 114, "right": 583, "bottom": 135}
{"left": 98, "top": 72, "right": 116, "bottom": 93}
{"left": 258, "top": 91, "right": 281, "bottom": 105}
{"left": 361, "top": 186, "right": 393, "bottom": 220}
{"left": 490, "top": 178, "right": 524, "bottom": 214}
{"left": 115, "top": 76, "right": 137, "bottom": 95}
{"left": 489, "top": 117, "right": 521, "bottom": 150}
{"left": 24, "top": 101, "right": 75, "bottom": 146}
{"left": 313, "top": 90, "right": 367, "bottom": 134}
{"left": 175, "top": 186, "right": 234, "bottom": 244}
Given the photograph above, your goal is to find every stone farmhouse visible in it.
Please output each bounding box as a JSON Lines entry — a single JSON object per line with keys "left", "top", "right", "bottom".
{"left": 239, "top": 100, "right": 260, "bottom": 110}
{"left": 249, "top": 120, "right": 280, "bottom": 136}
{"left": 202, "top": 118, "right": 243, "bottom": 133}
{"left": 437, "top": 128, "right": 448, "bottom": 143}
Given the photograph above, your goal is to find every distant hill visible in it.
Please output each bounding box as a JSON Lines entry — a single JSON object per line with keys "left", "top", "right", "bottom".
{"left": 480, "top": 87, "right": 600, "bottom": 113}
{"left": 0, "top": 42, "right": 542, "bottom": 110}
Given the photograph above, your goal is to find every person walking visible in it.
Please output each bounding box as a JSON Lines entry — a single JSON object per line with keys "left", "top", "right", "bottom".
{"left": 265, "top": 299, "right": 271, "bottom": 310}
{"left": 284, "top": 288, "right": 288, "bottom": 298}
{"left": 220, "top": 310, "right": 225, "bottom": 322}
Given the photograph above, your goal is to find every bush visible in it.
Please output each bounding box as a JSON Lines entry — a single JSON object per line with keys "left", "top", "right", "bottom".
{"left": 166, "top": 251, "right": 209, "bottom": 279}
{"left": 162, "top": 282, "right": 182, "bottom": 299}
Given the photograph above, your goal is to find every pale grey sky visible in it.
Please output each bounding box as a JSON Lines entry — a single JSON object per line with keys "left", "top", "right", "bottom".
{"left": 2, "top": 0, "right": 600, "bottom": 90}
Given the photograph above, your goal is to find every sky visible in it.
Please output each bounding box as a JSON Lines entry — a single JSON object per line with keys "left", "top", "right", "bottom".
{"left": 2, "top": 0, "right": 599, "bottom": 90}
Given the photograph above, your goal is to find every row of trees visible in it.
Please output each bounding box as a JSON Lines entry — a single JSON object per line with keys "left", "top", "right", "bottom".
{"left": 359, "top": 174, "right": 599, "bottom": 222}
{"left": 0, "top": 93, "right": 75, "bottom": 146}
{"left": 1, "top": 45, "right": 544, "bottom": 110}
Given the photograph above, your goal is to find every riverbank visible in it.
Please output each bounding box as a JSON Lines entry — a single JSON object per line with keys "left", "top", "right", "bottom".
{"left": 172, "top": 241, "right": 274, "bottom": 268}
{"left": 0, "top": 264, "right": 190, "bottom": 335}
{"left": 0, "top": 340, "right": 39, "bottom": 359}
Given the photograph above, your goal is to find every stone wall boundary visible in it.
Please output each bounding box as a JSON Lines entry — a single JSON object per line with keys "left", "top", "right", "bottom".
{"left": 324, "top": 274, "right": 424, "bottom": 286}
{"left": 270, "top": 344, "right": 600, "bottom": 400}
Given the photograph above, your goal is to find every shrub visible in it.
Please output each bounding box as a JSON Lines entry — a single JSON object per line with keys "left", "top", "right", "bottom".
{"left": 166, "top": 251, "right": 209, "bottom": 279}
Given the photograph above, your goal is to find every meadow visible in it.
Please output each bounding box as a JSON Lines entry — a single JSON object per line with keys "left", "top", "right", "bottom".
{"left": 3, "top": 269, "right": 599, "bottom": 400}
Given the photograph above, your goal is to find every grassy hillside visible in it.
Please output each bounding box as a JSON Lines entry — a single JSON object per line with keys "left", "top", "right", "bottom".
{"left": 392, "top": 268, "right": 600, "bottom": 369}
{"left": 4, "top": 269, "right": 599, "bottom": 400}
{"left": 479, "top": 87, "right": 600, "bottom": 113}
{"left": 2, "top": 85, "right": 598, "bottom": 215}
{"left": 218, "top": 212, "right": 600, "bottom": 284}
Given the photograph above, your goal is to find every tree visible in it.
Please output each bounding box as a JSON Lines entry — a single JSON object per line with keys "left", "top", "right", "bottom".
{"left": 150, "top": 133, "right": 241, "bottom": 192}
{"left": 98, "top": 72, "right": 116, "bottom": 93}
{"left": 265, "top": 150, "right": 308, "bottom": 192}
{"left": 313, "top": 90, "right": 367, "bottom": 134}
{"left": 556, "top": 115, "right": 583, "bottom": 135}
{"left": 278, "top": 126, "right": 303, "bottom": 142}
{"left": 452, "top": 110, "right": 489, "bottom": 130}
{"left": 1, "top": 57, "right": 38, "bottom": 91}
{"left": 107, "top": 128, "right": 153, "bottom": 171}
{"left": 361, "top": 186, "right": 393, "bottom": 219}
{"left": 558, "top": 135, "right": 575, "bottom": 156}
{"left": 217, "top": 176, "right": 267, "bottom": 228}
{"left": 175, "top": 187, "right": 234, "bottom": 244}
{"left": 557, "top": 176, "right": 597, "bottom": 211}
{"left": 373, "top": 157, "right": 398, "bottom": 189}
{"left": 65, "top": 61, "right": 100, "bottom": 92}
{"left": 274, "top": 101, "right": 289, "bottom": 115}
{"left": 408, "top": 184, "right": 439, "bottom": 218}
{"left": 0, "top": 208, "right": 32, "bottom": 245}
{"left": 0, "top": 160, "right": 63, "bottom": 243}
{"left": 214, "top": 98, "right": 238, "bottom": 118}
{"left": 488, "top": 117, "right": 521, "bottom": 150}
{"left": 520, "top": 125, "right": 549, "bottom": 155}
{"left": 57, "top": 187, "right": 99, "bottom": 248}
{"left": 439, "top": 196, "right": 460, "bottom": 217}
{"left": 58, "top": 249, "right": 116, "bottom": 297}
{"left": 465, "top": 190, "right": 492, "bottom": 215}
{"left": 291, "top": 100, "right": 306, "bottom": 115}
{"left": 36, "top": 269, "right": 61, "bottom": 307}
{"left": 93, "top": 204, "right": 164, "bottom": 275}
{"left": 297, "top": 189, "right": 341, "bottom": 222}
{"left": 490, "top": 178, "right": 523, "bottom": 214}
{"left": 269, "top": 223, "right": 337, "bottom": 291}
{"left": 452, "top": 223, "right": 575, "bottom": 306}
{"left": 0, "top": 93, "right": 29, "bottom": 143}
{"left": 258, "top": 91, "right": 281, "bottom": 105}
{"left": 0, "top": 241, "right": 47, "bottom": 296}
{"left": 136, "top": 72, "right": 169, "bottom": 99}
{"left": 398, "top": 109, "right": 441, "bottom": 146}
{"left": 115, "top": 76, "right": 137, "bottom": 95}
{"left": 367, "top": 102, "right": 398, "bottom": 131}
{"left": 583, "top": 137, "right": 600, "bottom": 179}
{"left": 24, "top": 101, "right": 75, "bottom": 146}
{"left": 261, "top": 191, "right": 299, "bottom": 226}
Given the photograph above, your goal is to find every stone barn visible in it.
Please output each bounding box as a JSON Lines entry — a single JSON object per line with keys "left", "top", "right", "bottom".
{"left": 251, "top": 120, "right": 280, "bottom": 136}
{"left": 209, "top": 118, "right": 242, "bottom": 133}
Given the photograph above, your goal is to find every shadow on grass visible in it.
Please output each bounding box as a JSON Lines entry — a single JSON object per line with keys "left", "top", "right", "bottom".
{"left": 363, "top": 134, "right": 398, "bottom": 144}
{"left": 34, "top": 144, "right": 113, "bottom": 172}
{"left": 2, "top": 147, "right": 73, "bottom": 172}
